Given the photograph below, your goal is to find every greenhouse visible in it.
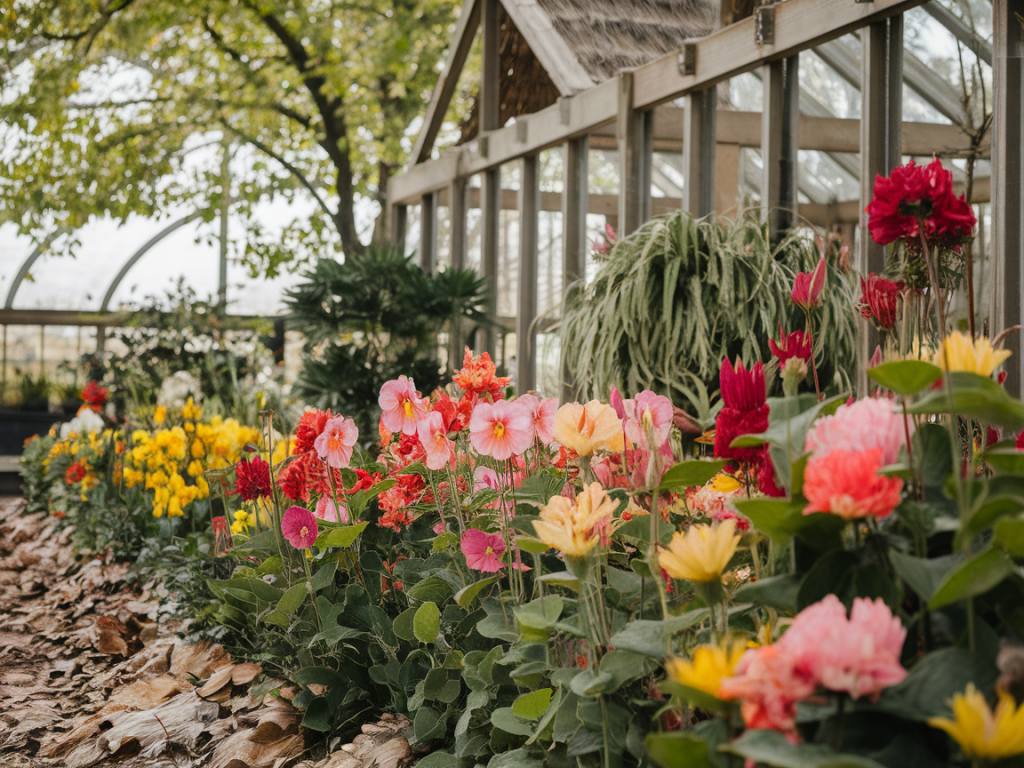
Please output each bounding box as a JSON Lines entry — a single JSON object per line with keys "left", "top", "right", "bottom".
{"left": 2, "top": 0, "right": 1024, "bottom": 766}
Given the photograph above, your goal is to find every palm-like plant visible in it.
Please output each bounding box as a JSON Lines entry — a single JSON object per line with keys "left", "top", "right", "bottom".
{"left": 286, "top": 247, "right": 489, "bottom": 436}
{"left": 561, "top": 212, "right": 858, "bottom": 423}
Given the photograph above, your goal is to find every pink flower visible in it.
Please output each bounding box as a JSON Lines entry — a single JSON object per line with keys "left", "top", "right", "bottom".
{"left": 379, "top": 376, "right": 426, "bottom": 436}
{"left": 719, "top": 644, "right": 817, "bottom": 734}
{"left": 516, "top": 394, "right": 559, "bottom": 445}
{"left": 460, "top": 528, "right": 506, "bottom": 572}
{"left": 417, "top": 411, "right": 455, "bottom": 471}
{"left": 625, "top": 390, "right": 674, "bottom": 450}
{"left": 804, "top": 397, "right": 910, "bottom": 466}
{"left": 315, "top": 496, "right": 349, "bottom": 524}
{"left": 282, "top": 506, "right": 319, "bottom": 549}
{"left": 609, "top": 387, "right": 627, "bottom": 420}
{"left": 314, "top": 415, "right": 359, "bottom": 469}
{"left": 802, "top": 449, "right": 903, "bottom": 520}
{"left": 474, "top": 465, "right": 500, "bottom": 492}
{"left": 469, "top": 399, "right": 533, "bottom": 460}
{"left": 792, "top": 256, "right": 826, "bottom": 311}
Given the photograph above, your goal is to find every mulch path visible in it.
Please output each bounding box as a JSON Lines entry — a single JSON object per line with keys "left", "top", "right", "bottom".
{"left": 0, "top": 497, "right": 413, "bottom": 768}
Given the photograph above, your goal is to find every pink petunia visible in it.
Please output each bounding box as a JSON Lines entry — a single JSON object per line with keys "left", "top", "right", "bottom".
{"left": 314, "top": 415, "right": 359, "bottom": 469}
{"left": 315, "top": 496, "right": 349, "bottom": 524}
{"left": 460, "top": 528, "right": 506, "bottom": 572}
{"left": 804, "top": 396, "right": 910, "bottom": 467}
{"left": 802, "top": 448, "right": 903, "bottom": 520}
{"left": 517, "top": 394, "right": 559, "bottom": 445}
{"left": 379, "top": 376, "right": 426, "bottom": 436}
{"left": 469, "top": 400, "right": 533, "bottom": 460}
{"left": 625, "top": 390, "right": 674, "bottom": 450}
{"left": 417, "top": 411, "right": 456, "bottom": 471}
{"left": 282, "top": 506, "right": 319, "bottom": 549}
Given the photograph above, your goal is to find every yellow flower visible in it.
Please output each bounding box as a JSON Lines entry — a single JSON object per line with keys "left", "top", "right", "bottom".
{"left": 534, "top": 483, "right": 619, "bottom": 557}
{"left": 659, "top": 519, "right": 740, "bottom": 583}
{"left": 553, "top": 401, "right": 624, "bottom": 457}
{"left": 933, "top": 331, "right": 1011, "bottom": 377}
{"left": 666, "top": 641, "right": 746, "bottom": 698}
{"left": 709, "top": 473, "right": 741, "bottom": 494}
{"left": 153, "top": 406, "right": 167, "bottom": 425}
{"left": 928, "top": 684, "right": 1024, "bottom": 759}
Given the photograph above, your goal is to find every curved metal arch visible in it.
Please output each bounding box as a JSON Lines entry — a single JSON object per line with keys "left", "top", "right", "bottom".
{"left": 100, "top": 210, "right": 205, "bottom": 312}
{"left": 5, "top": 231, "right": 63, "bottom": 309}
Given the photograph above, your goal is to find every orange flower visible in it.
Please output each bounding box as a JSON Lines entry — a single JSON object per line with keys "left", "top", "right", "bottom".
{"left": 802, "top": 449, "right": 902, "bottom": 520}
{"left": 453, "top": 348, "right": 510, "bottom": 400}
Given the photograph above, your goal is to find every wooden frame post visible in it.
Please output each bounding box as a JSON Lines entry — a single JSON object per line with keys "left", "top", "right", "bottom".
{"left": 618, "top": 73, "right": 650, "bottom": 236}
{"left": 562, "top": 137, "right": 589, "bottom": 401}
{"left": 858, "top": 17, "right": 902, "bottom": 394}
{"left": 447, "top": 178, "right": 468, "bottom": 369}
{"left": 517, "top": 155, "right": 540, "bottom": 392}
{"left": 761, "top": 55, "right": 799, "bottom": 239}
{"left": 420, "top": 192, "right": 438, "bottom": 273}
{"left": 480, "top": 0, "right": 501, "bottom": 355}
{"left": 390, "top": 202, "right": 408, "bottom": 254}
{"left": 683, "top": 87, "right": 717, "bottom": 217}
{"left": 993, "top": 0, "right": 1024, "bottom": 396}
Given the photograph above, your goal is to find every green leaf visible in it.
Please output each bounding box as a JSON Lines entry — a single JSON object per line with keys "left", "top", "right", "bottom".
{"left": 535, "top": 571, "right": 580, "bottom": 592}
{"left": 455, "top": 576, "right": 500, "bottom": 608}
{"left": 908, "top": 372, "right": 1024, "bottom": 431}
{"left": 867, "top": 360, "right": 942, "bottom": 396}
{"left": 277, "top": 582, "right": 308, "bottom": 615}
{"left": 888, "top": 551, "right": 960, "bottom": 602}
{"left": 733, "top": 574, "right": 801, "bottom": 614}
{"left": 724, "top": 729, "right": 886, "bottom": 768}
{"left": 407, "top": 575, "right": 454, "bottom": 604}
{"left": 477, "top": 613, "right": 518, "bottom": 642}
{"left": 512, "top": 688, "right": 553, "bottom": 720}
{"left": 393, "top": 606, "right": 417, "bottom": 641}
{"left": 314, "top": 522, "right": 369, "bottom": 549}
{"left": 658, "top": 460, "right": 729, "bottom": 491}
{"left": 984, "top": 448, "right": 1024, "bottom": 475}
{"left": 645, "top": 731, "right": 720, "bottom": 768}
{"left": 515, "top": 536, "right": 551, "bottom": 554}
{"left": 734, "top": 498, "right": 845, "bottom": 551}
{"left": 300, "top": 696, "right": 333, "bottom": 732}
{"left": 875, "top": 648, "right": 998, "bottom": 721}
{"left": 309, "top": 558, "right": 338, "bottom": 591}
{"left": 490, "top": 707, "right": 534, "bottom": 736}
{"left": 486, "top": 749, "right": 543, "bottom": 768}
{"left": 929, "top": 546, "right": 1016, "bottom": 609}
{"left": 995, "top": 516, "right": 1024, "bottom": 557}
{"left": 311, "top": 625, "right": 367, "bottom": 647}
{"left": 607, "top": 609, "right": 710, "bottom": 658}
{"left": 432, "top": 531, "right": 459, "bottom": 551}
{"left": 515, "top": 595, "right": 563, "bottom": 641}
{"left": 413, "top": 601, "right": 440, "bottom": 643}
{"left": 415, "top": 752, "right": 458, "bottom": 768}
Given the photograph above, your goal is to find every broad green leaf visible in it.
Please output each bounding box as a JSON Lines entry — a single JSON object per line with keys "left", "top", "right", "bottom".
{"left": 535, "top": 571, "right": 580, "bottom": 592}
{"left": 526, "top": 686, "right": 563, "bottom": 745}
{"left": 733, "top": 574, "right": 801, "bottom": 614}
{"left": 515, "top": 595, "right": 563, "bottom": 641}
{"left": 929, "top": 547, "right": 1016, "bottom": 609}
{"left": 874, "top": 648, "right": 998, "bottom": 721}
{"left": 314, "top": 522, "right": 369, "bottom": 549}
{"left": 734, "top": 498, "right": 845, "bottom": 551}
{"left": 407, "top": 575, "right": 454, "bottom": 603}
{"left": 432, "top": 531, "right": 459, "bottom": 552}
{"left": 645, "top": 732, "right": 719, "bottom": 768}
{"left": 393, "top": 606, "right": 417, "bottom": 641}
{"left": 300, "top": 696, "right": 333, "bottom": 732}
{"left": 413, "top": 601, "right": 440, "bottom": 643}
{"left": 657, "top": 459, "right": 729, "bottom": 491}
{"left": 908, "top": 372, "right": 1024, "bottom": 431}
{"left": 512, "top": 688, "right": 553, "bottom": 719}
{"left": 490, "top": 707, "right": 534, "bottom": 736}
{"left": 277, "top": 582, "right": 308, "bottom": 615}
{"left": 476, "top": 613, "right": 518, "bottom": 642}
{"left": 994, "top": 516, "right": 1024, "bottom": 557}
{"left": 348, "top": 479, "right": 396, "bottom": 519}
{"left": 868, "top": 360, "right": 942, "bottom": 396}
{"left": 309, "top": 558, "right": 338, "bottom": 591}
{"left": 888, "top": 551, "right": 960, "bottom": 602}
{"left": 607, "top": 609, "right": 710, "bottom": 658}
{"left": 486, "top": 749, "right": 543, "bottom": 768}
{"left": 455, "top": 576, "right": 500, "bottom": 608}
{"left": 515, "top": 536, "right": 551, "bottom": 554}
{"left": 985, "top": 448, "right": 1024, "bottom": 475}
{"left": 311, "top": 624, "right": 367, "bottom": 647}
{"left": 724, "top": 729, "right": 886, "bottom": 768}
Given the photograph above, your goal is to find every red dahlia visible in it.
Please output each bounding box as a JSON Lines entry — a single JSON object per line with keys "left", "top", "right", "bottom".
{"left": 859, "top": 274, "right": 905, "bottom": 331}
{"left": 294, "top": 409, "right": 333, "bottom": 455}
{"left": 714, "top": 358, "right": 769, "bottom": 462}
{"left": 235, "top": 456, "right": 272, "bottom": 501}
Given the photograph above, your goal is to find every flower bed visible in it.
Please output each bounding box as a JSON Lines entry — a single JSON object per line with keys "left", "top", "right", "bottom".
{"left": 19, "top": 160, "right": 1024, "bottom": 768}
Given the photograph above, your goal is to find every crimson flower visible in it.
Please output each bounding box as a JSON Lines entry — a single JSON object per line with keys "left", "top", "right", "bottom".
{"left": 281, "top": 506, "right": 319, "bottom": 549}
{"left": 792, "top": 257, "right": 826, "bottom": 311}
{"left": 866, "top": 158, "right": 976, "bottom": 247}
{"left": 453, "top": 348, "right": 510, "bottom": 400}
{"left": 859, "top": 274, "right": 905, "bottom": 331}
{"left": 715, "top": 358, "right": 769, "bottom": 462}
{"left": 294, "top": 409, "right": 333, "bottom": 455}
{"left": 65, "top": 462, "right": 87, "bottom": 484}
{"left": 80, "top": 381, "right": 108, "bottom": 407}
{"left": 769, "top": 325, "right": 812, "bottom": 365}
{"left": 235, "top": 456, "right": 272, "bottom": 501}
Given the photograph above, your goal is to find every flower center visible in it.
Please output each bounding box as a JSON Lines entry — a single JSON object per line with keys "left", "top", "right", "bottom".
{"left": 299, "top": 525, "right": 309, "bottom": 538}
{"left": 494, "top": 422, "right": 505, "bottom": 437}
{"left": 485, "top": 546, "right": 494, "bottom": 555}
{"left": 403, "top": 400, "right": 414, "bottom": 418}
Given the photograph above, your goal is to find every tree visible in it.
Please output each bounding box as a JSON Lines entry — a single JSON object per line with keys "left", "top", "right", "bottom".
{"left": 0, "top": 0, "right": 460, "bottom": 273}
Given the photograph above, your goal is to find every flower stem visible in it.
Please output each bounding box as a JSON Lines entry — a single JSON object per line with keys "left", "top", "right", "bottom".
{"left": 804, "top": 309, "right": 822, "bottom": 401}
{"left": 599, "top": 695, "right": 612, "bottom": 768}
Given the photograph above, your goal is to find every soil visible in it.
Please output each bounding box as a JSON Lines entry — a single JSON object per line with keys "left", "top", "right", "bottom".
{"left": 0, "top": 497, "right": 414, "bottom": 768}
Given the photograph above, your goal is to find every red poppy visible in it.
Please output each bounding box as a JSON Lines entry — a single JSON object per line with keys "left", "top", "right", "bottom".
{"left": 859, "top": 274, "right": 905, "bottom": 331}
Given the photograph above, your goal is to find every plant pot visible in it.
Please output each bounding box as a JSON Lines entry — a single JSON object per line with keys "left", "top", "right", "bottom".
{"left": 0, "top": 410, "right": 60, "bottom": 455}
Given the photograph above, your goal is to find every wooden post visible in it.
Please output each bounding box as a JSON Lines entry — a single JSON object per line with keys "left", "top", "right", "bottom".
{"left": 562, "top": 137, "right": 589, "bottom": 401}
{"left": 715, "top": 144, "right": 741, "bottom": 217}
{"left": 859, "top": 20, "right": 900, "bottom": 394}
{"left": 420, "top": 192, "right": 438, "bottom": 273}
{"left": 517, "top": 155, "right": 540, "bottom": 392}
{"left": 390, "top": 203, "right": 408, "bottom": 254}
{"left": 480, "top": 0, "right": 501, "bottom": 355}
{"left": 993, "top": 0, "right": 1024, "bottom": 395}
{"left": 618, "top": 73, "right": 649, "bottom": 236}
{"left": 683, "top": 87, "right": 717, "bottom": 216}
{"left": 448, "top": 178, "right": 467, "bottom": 369}
{"left": 761, "top": 56, "right": 799, "bottom": 239}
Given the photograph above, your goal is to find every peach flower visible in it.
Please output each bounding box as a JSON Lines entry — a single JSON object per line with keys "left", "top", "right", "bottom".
{"left": 802, "top": 448, "right": 903, "bottom": 520}
{"left": 553, "top": 401, "right": 624, "bottom": 457}
{"left": 469, "top": 400, "right": 533, "bottom": 460}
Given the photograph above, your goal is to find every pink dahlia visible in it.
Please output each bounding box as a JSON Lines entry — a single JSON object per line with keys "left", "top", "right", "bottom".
{"left": 460, "top": 528, "right": 506, "bottom": 572}
{"left": 804, "top": 397, "right": 910, "bottom": 466}
{"left": 802, "top": 448, "right": 903, "bottom": 520}
{"left": 379, "top": 376, "right": 426, "bottom": 436}
{"left": 719, "top": 644, "right": 817, "bottom": 734}
{"left": 314, "top": 415, "right": 359, "bottom": 469}
{"left": 417, "top": 411, "right": 455, "bottom": 471}
{"left": 282, "top": 506, "right": 319, "bottom": 549}
{"left": 315, "top": 496, "right": 349, "bottom": 524}
{"left": 469, "top": 400, "right": 533, "bottom": 460}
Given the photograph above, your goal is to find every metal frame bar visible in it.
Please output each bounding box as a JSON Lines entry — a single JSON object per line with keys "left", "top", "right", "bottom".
{"left": 682, "top": 87, "right": 717, "bottom": 217}
{"left": 420, "top": 192, "right": 438, "bottom": 272}
{"left": 561, "top": 136, "right": 588, "bottom": 401}
{"left": 761, "top": 55, "right": 799, "bottom": 239}
{"left": 517, "top": 154, "right": 540, "bottom": 391}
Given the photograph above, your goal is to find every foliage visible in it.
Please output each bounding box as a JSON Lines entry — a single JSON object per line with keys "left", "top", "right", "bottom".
{"left": 3, "top": 368, "right": 53, "bottom": 411}
{"left": 561, "top": 212, "right": 858, "bottom": 422}
{"left": 1, "top": 0, "right": 461, "bottom": 268}
{"left": 286, "top": 247, "right": 489, "bottom": 436}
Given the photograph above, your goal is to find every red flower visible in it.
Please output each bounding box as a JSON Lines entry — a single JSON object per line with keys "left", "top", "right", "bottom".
{"left": 756, "top": 450, "right": 786, "bottom": 498}
{"left": 347, "top": 469, "right": 382, "bottom": 493}
{"left": 1016, "top": 431, "right": 1024, "bottom": 452}
{"left": 792, "top": 256, "right": 826, "bottom": 311}
{"left": 295, "top": 409, "right": 333, "bottom": 455}
{"left": 866, "top": 158, "right": 976, "bottom": 247}
{"left": 235, "top": 456, "right": 272, "bottom": 501}
{"left": 379, "top": 509, "right": 415, "bottom": 532}
{"left": 278, "top": 451, "right": 316, "bottom": 502}
{"left": 715, "top": 358, "right": 769, "bottom": 462}
{"left": 453, "top": 348, "right": 510, "bottom": 401}
{"left": 212, "top": 516, "right": 233, "bottom": 555}
{"left": 769, "top": 325, "right": 812, "bottom": 365}
{"left": 80, "top": 381, "right": 108, "bottom": 408}
{"left": 65, "top": 462, "right": 87, "bottom": 484}
{"left": 859, "top": 274, "right": 905, "bottom": 331}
